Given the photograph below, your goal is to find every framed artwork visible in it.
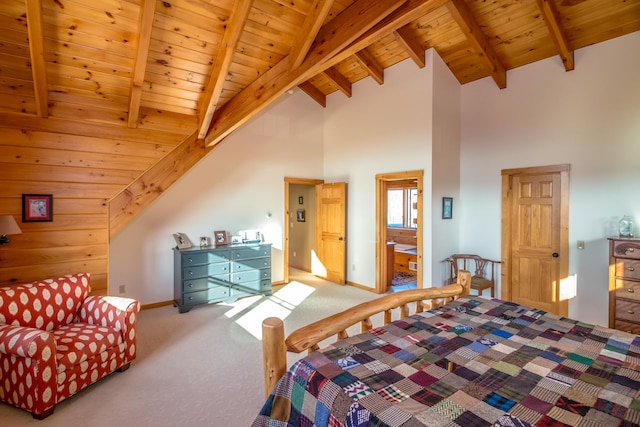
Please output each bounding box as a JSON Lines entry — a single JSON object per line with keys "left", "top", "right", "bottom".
{"left": 173, "top": 232, "right": 192, "bottom": 249}
{"left": 442, "top": 197, "right": 453, "bottom": 219}
{"left": 214, "top": 230, "right": 229, "bottom": 245}
{"left": 199, "top": 236, "right": 210, "bottom": 247}
{"left": 22, "top": 194, "right": 53, "bottom": 222}
{"left": 297, "top": 209, "right": 305, "bottom": 222}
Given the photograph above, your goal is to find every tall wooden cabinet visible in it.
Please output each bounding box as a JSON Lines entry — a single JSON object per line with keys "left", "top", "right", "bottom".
{"left": 608, "top": 237, "right": 640, "bottom": 333}
{"left": 173, "top": 243, "right": 272, "bottom": 313}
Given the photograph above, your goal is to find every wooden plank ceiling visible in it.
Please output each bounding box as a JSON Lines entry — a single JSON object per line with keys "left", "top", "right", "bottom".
{"left": 0, "top": 0, "right": 638, "bottom": 145}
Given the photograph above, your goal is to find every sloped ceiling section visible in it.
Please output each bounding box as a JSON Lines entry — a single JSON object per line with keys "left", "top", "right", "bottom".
{"left": 0, "top": 0, "right": 638, "bottom": 145}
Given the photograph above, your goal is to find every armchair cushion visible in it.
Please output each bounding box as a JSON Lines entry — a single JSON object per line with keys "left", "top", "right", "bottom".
{"left": 0, "top": 273, "right": 90, "bottom": 331}
{"left": 53, "top": 323, "right": 123, "bottom": 373}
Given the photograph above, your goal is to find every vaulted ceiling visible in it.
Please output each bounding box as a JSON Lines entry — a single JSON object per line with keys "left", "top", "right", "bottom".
{"left": 1, "top": 0, "right": 639, "bottom": 146}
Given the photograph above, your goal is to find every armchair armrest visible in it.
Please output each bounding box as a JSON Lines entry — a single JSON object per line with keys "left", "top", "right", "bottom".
{"left": 76, "top": 296, "right": 141, "bottom": 363}
{"left": 77, "top": 296, "right": 140, "bottom": 329}
{"left": 0, "top": 323, "right": 55, "bottom": 359}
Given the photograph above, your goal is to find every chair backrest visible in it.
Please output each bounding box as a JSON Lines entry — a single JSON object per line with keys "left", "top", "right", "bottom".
{"left": 0, "top": 273, "right": 90, "bottom": 331}
{"left": 446, "top": 254, "right": 499, "bottom": 281}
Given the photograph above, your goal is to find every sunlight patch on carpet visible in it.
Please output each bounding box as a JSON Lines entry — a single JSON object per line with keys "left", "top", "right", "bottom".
{"left": 234, "top": 281, "right": 316, "bottom": 339}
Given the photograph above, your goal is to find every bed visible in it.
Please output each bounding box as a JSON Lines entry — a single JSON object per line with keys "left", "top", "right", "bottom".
{"left": 254, "top": 271, "right": 640, "bottom": 426}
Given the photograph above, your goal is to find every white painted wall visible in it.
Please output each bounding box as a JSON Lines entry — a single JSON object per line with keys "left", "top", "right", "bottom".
{"left": 431, "top": 51, "right": 461, "bottom": 286}
{"left": 323, "top": 50, "right": 460, "bottom": 290}
{"left": 110, "top": 92, "right": 325, "bottom": 304}
{"left": 460, "top": 31, "right": 640, "bottom": 326}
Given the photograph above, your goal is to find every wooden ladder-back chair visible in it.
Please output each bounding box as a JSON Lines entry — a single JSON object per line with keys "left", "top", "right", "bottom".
{"left": 445, "top": 254, "right": 500, "bottom": 297}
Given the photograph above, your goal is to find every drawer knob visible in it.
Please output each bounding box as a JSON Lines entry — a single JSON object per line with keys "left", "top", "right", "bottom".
{"left": 628, "top": 267, "right": 635, "bottom": 272}
{"left": 627, "top": 248, "right": 636, "bottom": 253}
{"left": 628, "top": 310, "right": 635, "bottom": 315}
{"left": 188, "top": 271, "right": 193, "bottom": 275}
{"left": 188, "top": 284, "right": 193, "bottom": 288}
{"left": 188, "top": 296, "right": 193, "bottom": 300}
{"left": 628, "top": 288, "right": 635, "bottom": 293}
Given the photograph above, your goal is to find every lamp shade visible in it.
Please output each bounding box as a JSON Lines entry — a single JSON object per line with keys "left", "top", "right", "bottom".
{"left": 0, "top": 215, "right": 22, "bottom": 236}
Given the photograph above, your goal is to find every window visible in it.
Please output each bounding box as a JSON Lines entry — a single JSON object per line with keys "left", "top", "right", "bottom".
{"left": 387, "top": 187, "right": 418, "bottom": 229}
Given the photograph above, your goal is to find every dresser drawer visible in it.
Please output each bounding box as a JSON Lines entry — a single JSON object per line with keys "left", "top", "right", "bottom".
{"left": 182, "top": 250, "right": 230, "bottom": 266}
{"left": 614, "top": 320, "right": 640, "bottom": 335}
{"left": 615, "top": 299, "right": 640, "bottom": 323}
{"left": 182, "top": 275, "right": 230, "bottom": 292}
{"left": 232, "top": 257, "right": 270, "bottom": 271}
{"left": 614, "top": 280, "right": 640, "bottom": 302}
{"left": 232, "top": 269, "right": 270, "bottom": 284}
{"left": 183, "top": 262, "right": 229, "bottom": 279}
{"left": 231, "top": 245, "right": 270, "bottom": 260}
{"left": 614, "top": 259, "right": 640, "bottom": 280}
{"left": 233, "top": 279, "right": 271, "bottom": 293}
{"left": 182, "top": 286, "right": 230, "bottom": 305}
{"left": 612, "top": 240, "right": 640, "bottom": 260}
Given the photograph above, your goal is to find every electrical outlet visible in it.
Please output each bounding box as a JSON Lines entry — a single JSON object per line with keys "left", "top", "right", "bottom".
{"left": 577, "top": 240, "right": 585, "bottom": 250}
{"left": 293, "top": 251, "right": 296, "bottom": 257}
{"left": 119, "top": 284, "right": 125, "bottom": 294}
{"left": 352, "top": 264, "right": 356, "bottom": 271}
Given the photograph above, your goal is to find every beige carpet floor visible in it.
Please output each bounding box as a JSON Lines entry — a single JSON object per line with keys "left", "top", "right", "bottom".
{"left": 0, "top": 270, "right": 380, "bottom": 426}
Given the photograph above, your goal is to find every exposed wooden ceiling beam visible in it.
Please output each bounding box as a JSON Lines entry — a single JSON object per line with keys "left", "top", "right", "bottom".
{"left": 354, "top": 50, "right": 384, "bottom": 85}
{"left": 307, "top": 0, "right": 449, "bottom": 90}
{"left": 535, "top": 0, "right": 574, "bottom": 71}
{"left": 289, "top": 0, "right": 336, "bottom": 69}
{"left": 298, "top": 81, "right": 326, "bottom": 107}
{"left": 197, "top": 0, "right": 252, "bottom": 139}
{"left": 25, "top": 0, "right": 48, "bottom": 118}
{"left": 204, "top": 0, "right": 406, "bottom": 147}
{"left": 446, "top": 0, "right": 507, "bottom": 89}
{"left": 394, "top": 26, "right": 425, "bottom": 68}
{"left": 128, "top": 0, "right": 156, "bottom": 128}
{"left": 323, "top": 67, "right": 352, "bottom": 97}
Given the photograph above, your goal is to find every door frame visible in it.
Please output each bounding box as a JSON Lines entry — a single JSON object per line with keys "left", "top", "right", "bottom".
{"left": 284, "top": 177, "right": 324, "bottom": 284}
{"left": 375, "top": 170, "right": 424, "bottom": 294}
{"left": 501, "top": 164, "right": 570, "bottom": 312}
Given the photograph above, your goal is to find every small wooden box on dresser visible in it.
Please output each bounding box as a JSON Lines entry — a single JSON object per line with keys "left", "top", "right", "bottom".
{"left": 173, "top": 243, "right": 272, "bottom": 313}
{"left": 608, "top": 237, "right": 640, "bottom": 333}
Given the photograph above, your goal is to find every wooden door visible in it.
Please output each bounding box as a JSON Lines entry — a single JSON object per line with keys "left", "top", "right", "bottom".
{"left": 501, "top": 165, "right": 570, "bottom": 316}
{"left": 315, "top": 182, "right": 347, "bottom": 284}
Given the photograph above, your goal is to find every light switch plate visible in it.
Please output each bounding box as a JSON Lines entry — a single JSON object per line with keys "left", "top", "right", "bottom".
{"left": 577, "top": 240, "right": 585, "bottom": 250}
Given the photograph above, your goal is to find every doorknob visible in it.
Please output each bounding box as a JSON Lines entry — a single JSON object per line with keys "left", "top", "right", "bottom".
{"left": 552, "top": 252, "right": 559, "bottom": 257}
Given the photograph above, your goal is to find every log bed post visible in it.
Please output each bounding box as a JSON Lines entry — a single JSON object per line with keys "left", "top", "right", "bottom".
{"left": 261, "top": 270, "right": 471, "bottom": 398}
{"left": 261, "top": 317, "right": 287, "bottom": 399}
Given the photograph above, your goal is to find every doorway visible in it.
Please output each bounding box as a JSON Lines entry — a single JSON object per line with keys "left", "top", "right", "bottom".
{"left": 284, "top": 177, "right": 323, "bottom": 284}
{"left": 375, "top": 170, "right": 424, "bottom": 294}
{"left": 501, "top": 164, "right": 570, "bottom": 316}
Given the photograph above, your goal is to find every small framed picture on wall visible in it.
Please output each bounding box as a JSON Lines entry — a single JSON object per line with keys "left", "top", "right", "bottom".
{"left": 442, "top": 197, "right": 453, "bottom": 219}
{"left": 22, "top": 194, "right": 53, "bottom": 222}
{"left": 296, "top": 209, "right": 305, "bottom": 222}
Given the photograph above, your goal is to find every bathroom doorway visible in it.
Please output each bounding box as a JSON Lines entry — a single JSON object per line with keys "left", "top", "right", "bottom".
{"left": 375, "top": 170, "right": 423, "bottom": 293}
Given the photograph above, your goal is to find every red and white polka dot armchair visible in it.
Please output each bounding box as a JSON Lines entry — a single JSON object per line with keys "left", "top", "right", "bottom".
{"left": 0, "top": 273, "right": 140, "bottom": 419}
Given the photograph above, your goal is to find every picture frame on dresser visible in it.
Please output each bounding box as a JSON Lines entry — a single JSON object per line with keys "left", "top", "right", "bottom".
{"left": 173, "top": 232, "right": 192, "bottom": 249}
{"left": 214, "top": 230, "right": 228, "bottom": 245}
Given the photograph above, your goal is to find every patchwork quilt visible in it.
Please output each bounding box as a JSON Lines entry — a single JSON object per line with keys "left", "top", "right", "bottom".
{"left": 253, "top": 297, "right": 640, "bottom": 427}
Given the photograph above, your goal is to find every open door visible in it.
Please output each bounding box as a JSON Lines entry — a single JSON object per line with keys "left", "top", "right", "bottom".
{"left": 315, "top": 182, "right": 347, "bottom": 284}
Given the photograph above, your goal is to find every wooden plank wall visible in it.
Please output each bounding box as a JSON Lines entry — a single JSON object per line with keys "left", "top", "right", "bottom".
{"left": 0, "top": 113, "right": 194, "bottom": 294}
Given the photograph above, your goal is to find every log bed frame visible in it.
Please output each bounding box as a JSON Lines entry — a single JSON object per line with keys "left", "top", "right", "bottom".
{"left": 261, "top": 270, "right": 472, "bottom": 397}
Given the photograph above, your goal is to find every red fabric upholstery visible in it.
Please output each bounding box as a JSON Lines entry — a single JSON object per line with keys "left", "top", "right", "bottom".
{"left": 0, "top": 273, "right": 140, "bottom": 418}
